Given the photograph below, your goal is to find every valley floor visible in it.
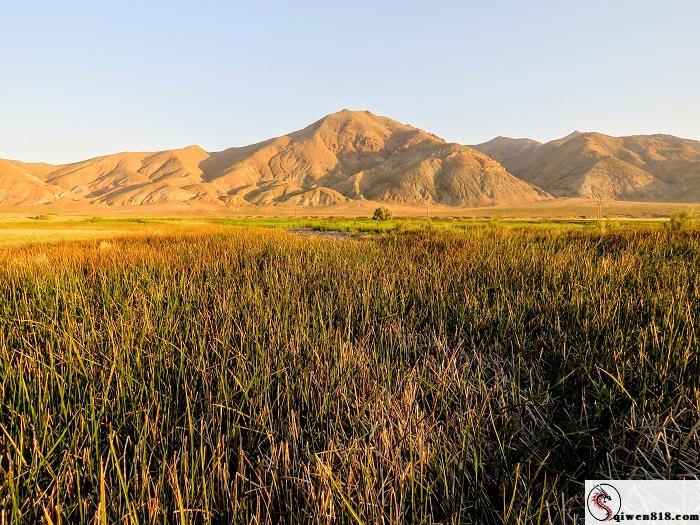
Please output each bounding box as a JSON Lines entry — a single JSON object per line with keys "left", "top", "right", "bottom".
{"left": 1, "top": 197, "right": 698, "bottom": 220}
{"left": 0, "top": 198, "right": 696, "bottom": 246}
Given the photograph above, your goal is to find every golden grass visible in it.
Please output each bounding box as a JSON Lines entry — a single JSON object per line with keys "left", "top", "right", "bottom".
{"left": 0, "top": 227, "right": 698, "bottom": 523}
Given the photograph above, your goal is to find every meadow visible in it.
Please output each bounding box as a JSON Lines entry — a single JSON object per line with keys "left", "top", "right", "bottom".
{"left": 0, "top": 214, "right": 667, "bottom": 247}
{"left": 0, "top": 221, "right": 698, "bottom": 523}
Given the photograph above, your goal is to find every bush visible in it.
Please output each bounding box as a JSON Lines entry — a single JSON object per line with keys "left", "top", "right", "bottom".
{"left": 665, "top": 210, "right": 695, "bottom": 232}
{"left": 372, "top": 206, "right": 392, "bottom": 221}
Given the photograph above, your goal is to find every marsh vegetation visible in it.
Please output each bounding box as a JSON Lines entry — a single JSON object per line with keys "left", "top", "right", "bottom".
{"left": 0, "top": 225, "right": 698, "bottom": 523}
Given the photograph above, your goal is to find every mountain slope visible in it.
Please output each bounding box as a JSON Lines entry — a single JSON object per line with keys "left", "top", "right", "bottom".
{"left": 0, "top": 159, "right": 80, "bottom": 206}
{"left": 201, "top": 111, "right": 547, "bottom": 206}
{"left": 474, "top": 132, "right": 700, "bottom": 201}
{"left": 473, "top": 136, "right": 542, "bottom": 174}
{"left": 0, "top": 110, "right": 548, "bottom": 209}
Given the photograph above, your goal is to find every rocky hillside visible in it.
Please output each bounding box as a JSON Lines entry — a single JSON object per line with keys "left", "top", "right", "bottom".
{"left": 0, "top": 110, "right": 548, "bottom": 209}
{"left": 474, "top": 132, "right": 700, "bottom": 201}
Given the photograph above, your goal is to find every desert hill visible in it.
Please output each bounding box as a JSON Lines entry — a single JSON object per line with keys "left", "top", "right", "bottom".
{"left": 474, "top": 132, "right": 700, "bottom": 201}
{"left": 474, "top": 136, "right": 542, "bottom": 172}
{"left": 0, "top": 110, "right": 548, "bottom": 209}
{"left": 0, "top": 158, "right": 75, "bottom": 206}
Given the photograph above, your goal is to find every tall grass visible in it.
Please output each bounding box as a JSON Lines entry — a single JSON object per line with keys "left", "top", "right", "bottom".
{"left": 0, "top": 227, "right": 698, "bottom": 523}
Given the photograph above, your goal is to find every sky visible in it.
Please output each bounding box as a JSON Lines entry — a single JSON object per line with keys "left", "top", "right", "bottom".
{"left": 1, "top": 0, "right": 699, "bottom": 163}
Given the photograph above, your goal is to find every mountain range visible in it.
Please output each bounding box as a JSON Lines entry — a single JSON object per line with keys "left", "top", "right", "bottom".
{"left": 1, "top": 110, "right": 698, "bottom": 210}
{"left": 473, "top": 132, "right": 700, "bottom": 201}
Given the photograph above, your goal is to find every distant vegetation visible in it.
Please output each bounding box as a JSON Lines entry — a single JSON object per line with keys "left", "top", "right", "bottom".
{"left": 0, "top": 227, "right": 698, "bottom": 523}
{"left": 666, "top": 209, "right": 696, "bottom": 232}
{"left": 372, "top": 206, "right": 392, "bottom": 221}
{"left": 1, "top": 216, "right": 656, "bottom": 246}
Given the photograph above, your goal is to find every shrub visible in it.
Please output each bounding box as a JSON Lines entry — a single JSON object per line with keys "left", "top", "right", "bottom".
{"left": 372, "top": 206, "right": 392, "bottom": 221}
{"left": 665, "top": 210, "right": 695, "bottom": 232}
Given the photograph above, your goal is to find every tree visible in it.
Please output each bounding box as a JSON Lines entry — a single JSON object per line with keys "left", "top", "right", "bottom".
{"left": 372, "top": 207, "right": 392, "bottom": 221}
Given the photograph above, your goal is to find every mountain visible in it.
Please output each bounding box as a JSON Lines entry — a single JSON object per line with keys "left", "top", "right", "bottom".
{"left": 0, "top": 110, "right": 548, "bottom": 210}
{"left": 0, "top": 159, "right": 73, "bottom": 206}
{"left": 474, "top": 132, "right": 700, "bottom": 201}
{"left": 473, "top": 136, "right": 542, "bottom": 172}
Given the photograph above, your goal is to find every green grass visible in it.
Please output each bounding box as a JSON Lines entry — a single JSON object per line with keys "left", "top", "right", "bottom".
{"left": 0, "top": 226, "right": 698, "bottom": 523}
{"left": 0, "top": 215, "right": 671, "bottom": 246}
{"left": 0, "top": 227, "right": 135, "bottom": 245}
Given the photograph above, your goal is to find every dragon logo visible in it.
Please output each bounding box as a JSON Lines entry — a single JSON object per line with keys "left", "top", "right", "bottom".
{"left": 587, "top": 483, "right": 621, "bottom": 521}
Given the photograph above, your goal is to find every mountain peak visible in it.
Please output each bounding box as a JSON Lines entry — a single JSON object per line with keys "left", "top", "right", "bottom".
{"left": 296, "top": 109, "right": 426, "bottom": 149}
{"left": 485, "top": 136, "right": 542, "bottom": 145}
{"left": 474, "top": 129, "right": 700, "bottom": 202}
{"left": 0, "top": 111, "right": 550, "bottom": 209}
{"left": 315, "top": 108, "right": 405, "bottom": 128}
{"left": 180, "top": 144, "right": 206, "bottom": 153}
{"left": 8, "top": 113, "right": 699, "bottom": 211}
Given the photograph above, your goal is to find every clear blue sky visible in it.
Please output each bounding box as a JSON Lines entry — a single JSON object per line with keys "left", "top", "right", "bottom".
{"left": 2, "top": 0, "right": 699, "bottom": 163}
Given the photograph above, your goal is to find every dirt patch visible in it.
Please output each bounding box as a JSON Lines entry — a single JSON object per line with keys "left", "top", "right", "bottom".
{"left": 289, "top": 229, "right": 353, "bottom": 239}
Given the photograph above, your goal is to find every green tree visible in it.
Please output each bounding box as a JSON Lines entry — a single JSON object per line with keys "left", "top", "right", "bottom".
{"left": 372, "top": 207, "right": 392, "bottom": 221}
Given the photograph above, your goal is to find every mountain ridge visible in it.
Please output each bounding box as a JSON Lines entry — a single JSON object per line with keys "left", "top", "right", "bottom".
{"left": 3, "top": 112, "right": 700, "bottom": 210}
{"left": 474, "top": 131, "right": 700, "bottom": 201}
{"left": 0, "top": 110, "right": 548, "bottom": 209}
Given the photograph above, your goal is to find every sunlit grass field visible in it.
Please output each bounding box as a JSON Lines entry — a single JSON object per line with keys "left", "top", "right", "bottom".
{"left": 0, "top": 214, "right": 668, "bottom": 246}
{"left": 0, "top": 222, "right": 698, "bottom": 523}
